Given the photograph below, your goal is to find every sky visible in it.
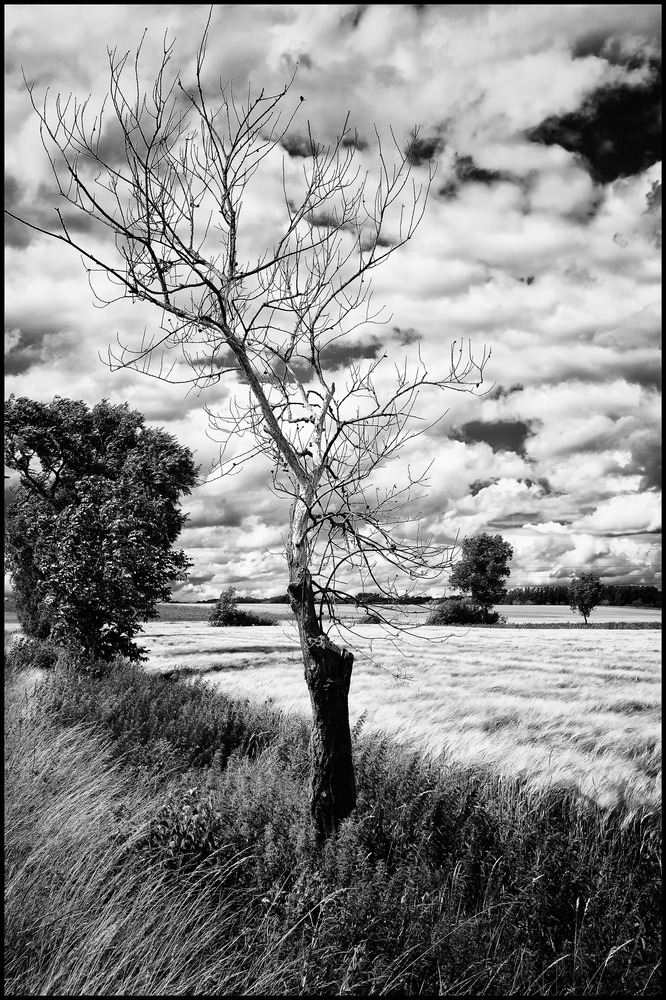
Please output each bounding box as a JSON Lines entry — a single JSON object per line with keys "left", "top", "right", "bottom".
{"left": 4, "top": 4, "right": 662, "bottom": 600}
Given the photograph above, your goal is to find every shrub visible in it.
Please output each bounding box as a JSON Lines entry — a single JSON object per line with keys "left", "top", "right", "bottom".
{"left": 34, "top": 656, "right": 305, "bottom": 777}
{"left": 426, "top": 597, "right": 504, "bottom": 626}
{"left": 208, "top": 587, "right": 279, "bottom": 627}
{"left": 5, "top": 636, "right": 62, "bottom": 673}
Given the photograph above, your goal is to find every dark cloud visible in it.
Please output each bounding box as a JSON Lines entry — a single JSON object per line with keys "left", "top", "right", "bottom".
{"left": 306, "top": 209, "right": 355, "bottom": 231}
{"left": 571, "top": 27, "right": 660, "bottom": 70}
{"left": 295, "top": 52, "right": 313, "bottom": 70}
{"left": 438, "top": 153, "right": 515, "bottom": 199}
{"left": 523, "top": 477, "right": 554, "bottom": 496}
{"left": 469, "top": 478, "right": 499, "bottom": 496}
{"left": 339, "top": 5, "right": 369, "bottom": 31}
{"left": 187, "top": 503, "right": 244, "bottom": 529}
{"left": 189, "top": 349, "right": 240, "bottom": 375}
{"left": 8, "top": 179, "right": 103, "bottom": 245}
{"left": 341, "top": 133, "right": 369, "bottom": 151}
{"left": 450, "top": 419, "right": 534, "bottom": 456}
{"left": 391, "top": 326, "right": 421, "bottom": 346}
{"left": 281, "top": 134, "right": 317, "bottom": 158}
{"left": 90, "top": 116, "right": 135, "bottom": 169}
{"left": 283, "top": 336, "right": 385, "bottom": 379}
{"left": 190, "top": 335, "right": 386, "bottom": 385}
{"left": 173, "top": 571, "right": 216, "bottom": 590}
{"left": 525, "top": 65, "right": 662, "bottom": 184}
{"left": 406, "top": 133, "right": 446, "bottom": 167}
{"left": 484, "top": 383, "right": 524, "bottom": 401}
{"left": 627, "top": 436, "right": 662, "bottom": 491}
{"left": 469, "top": 476, "right": 554, "bottom": 499}
{"left": 621, "top": 360, "right": 661, "bottom": 392}
{"left": 539, "top": 364, "right": 661, "bottom": 393}
{"left": 4, "top": 321, "right": 71, "bottom": 376}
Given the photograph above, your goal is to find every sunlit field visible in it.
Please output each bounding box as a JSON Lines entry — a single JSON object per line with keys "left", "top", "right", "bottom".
{"left": 4, "top": 602, "right": 660, "bottom": 812}
{"left": 130, "top": 603, "right": 662, "bottom": 815}
{"left": 5, "top": 602, "right": 662, "bottom": 996}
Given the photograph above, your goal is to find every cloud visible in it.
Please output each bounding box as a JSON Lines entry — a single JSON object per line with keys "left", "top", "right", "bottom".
{"left": 526, "top": 67, "right": 662, "bottom": 184}
{"left": 3, "top": 4, "right": 661, "bottom": 597}
{"left": 572, "top": 492, "right": 661, "bottom": 535}
{"left": 449, "top": 419, "right": 535, "bottom": 456}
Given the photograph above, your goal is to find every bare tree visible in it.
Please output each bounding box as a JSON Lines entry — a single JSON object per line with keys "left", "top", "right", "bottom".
{"left": 8, "top": 16, "right": 490, "bottom": 841}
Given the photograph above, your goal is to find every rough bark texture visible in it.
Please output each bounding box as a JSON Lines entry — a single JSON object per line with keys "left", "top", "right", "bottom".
{"left": 287, "top": 562, "right": 356, "bottom": 843}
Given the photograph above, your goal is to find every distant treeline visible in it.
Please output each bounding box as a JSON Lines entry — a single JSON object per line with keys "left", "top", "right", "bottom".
{"left": 195, "top": 592, "right": 430, "bottom": 605}
{"left": 503, "top": 585, "right": 662, "bottom": 608}
{"left": 194, "top": 585, "right": 661, "bottom": 608}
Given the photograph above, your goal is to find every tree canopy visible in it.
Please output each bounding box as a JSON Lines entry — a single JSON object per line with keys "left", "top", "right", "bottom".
{"left": 4, "top": 395, "right": 199, "bottom": 660}
{"left": 448, "top": 532, "right": 514, "bottom": 611}
{"left": 568, "top": 572, "right": 605, "bottom": 625}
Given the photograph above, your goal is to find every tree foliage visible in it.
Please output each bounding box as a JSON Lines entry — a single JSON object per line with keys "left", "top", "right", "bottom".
{"left": 504, "top": 583, "right": 660, "bottom": 608}
{"left": 208, "top": 587, "right": 279, "bottom": 627}
{"left": 4, "top": 396, "right": 198, "bottom": 660}
{"left": 448, "top": 533, "right": 514, "bottom": 611}
{"left": 568, "top": 572, "right": 605, "bottom": 625}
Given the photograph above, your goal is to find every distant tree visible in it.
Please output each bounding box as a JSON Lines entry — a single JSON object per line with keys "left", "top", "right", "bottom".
{"left": 568, "top": 572, "right": 605, "bottom": 625}
{"left": 4, "top": 396, "right": 198, "bottom": 661}
{"left": 208, "top": 586, "right": 279, "bottom": 626}
{"left": 448, "top": 533, "right": 514, "bottom": 617}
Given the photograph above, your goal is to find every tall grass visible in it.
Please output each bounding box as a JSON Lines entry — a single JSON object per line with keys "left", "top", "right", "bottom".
{"left": 5, "top": 643, "right": 661, "bottom": 995}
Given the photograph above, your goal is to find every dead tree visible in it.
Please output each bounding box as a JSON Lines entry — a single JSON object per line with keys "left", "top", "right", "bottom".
{"left": 8, "top": 17, "right": 490, "bottom": 842}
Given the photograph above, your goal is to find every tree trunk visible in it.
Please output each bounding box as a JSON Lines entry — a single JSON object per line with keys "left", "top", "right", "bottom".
{"left": 287, "top": 557, "right": 356, "bottom": 844}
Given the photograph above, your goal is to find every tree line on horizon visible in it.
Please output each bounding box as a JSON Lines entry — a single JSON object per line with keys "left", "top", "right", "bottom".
{"left": 198, "top": 582, "right": 661, "bottom": 608}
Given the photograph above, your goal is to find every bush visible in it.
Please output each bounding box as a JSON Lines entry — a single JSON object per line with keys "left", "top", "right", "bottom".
{"left": 5, "top": 636, "right": 62, "bottom": 673}
{"left": 208, "top": 587, "right": 279, "bottom": 627}
{"left": 34, "top": 656, "right": 306, "bottom": 777}
{"left": 426, "top": 597, "right": 504, "bottom": 626}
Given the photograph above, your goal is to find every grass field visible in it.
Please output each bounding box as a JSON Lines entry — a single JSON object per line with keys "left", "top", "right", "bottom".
{"left": 4, "top": 602, "right": 661, "bottom": 813}
{"left": 128, "top": 605, "right": 662, "bottom": 815}
{"left": 5, "top": 614, "right": 661, "bottom": 995}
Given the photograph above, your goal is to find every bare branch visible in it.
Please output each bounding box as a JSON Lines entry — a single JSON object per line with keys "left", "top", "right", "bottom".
{"left": 10, "top": 41, "right": 493, "bottom": 598}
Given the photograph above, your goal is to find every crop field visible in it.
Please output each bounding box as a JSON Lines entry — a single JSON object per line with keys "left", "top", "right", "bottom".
{"left": 134, "top": 604, "right": 662, "bottom": 815}
{"left": 5, "top": 602, "right": 660, "bottom": 812}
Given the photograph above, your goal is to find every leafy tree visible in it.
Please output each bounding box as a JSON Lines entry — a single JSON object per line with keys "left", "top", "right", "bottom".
{"left": 7, "top": 18, "right": 489, "bottom": 840}
{"left": 448, "top": 533, "right": 514, "bottom": 616}
{"left": 208, "top": 586, "right": 278, "bottom": 627}
{"left": 568, "top": 572, "right": 605, "bottom": 625}
{"left": 4, "top": 396, "right": 198, "bottom": 661}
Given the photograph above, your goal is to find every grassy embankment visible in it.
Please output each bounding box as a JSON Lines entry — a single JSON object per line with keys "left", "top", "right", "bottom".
{"left": 5, "top": 632, "right": 661, "bottom": 996}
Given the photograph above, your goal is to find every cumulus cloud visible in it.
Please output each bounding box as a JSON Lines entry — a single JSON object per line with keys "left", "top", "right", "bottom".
{"left": 4, "top": 4, "right": 661, "bottom": 595}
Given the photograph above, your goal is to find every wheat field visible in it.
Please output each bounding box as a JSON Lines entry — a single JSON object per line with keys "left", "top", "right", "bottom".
{"left": 5, "top": 602, "right": 660, "bottom": 812}
{"left": 138, "top": 608, "right": 661, "bottom": 815}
